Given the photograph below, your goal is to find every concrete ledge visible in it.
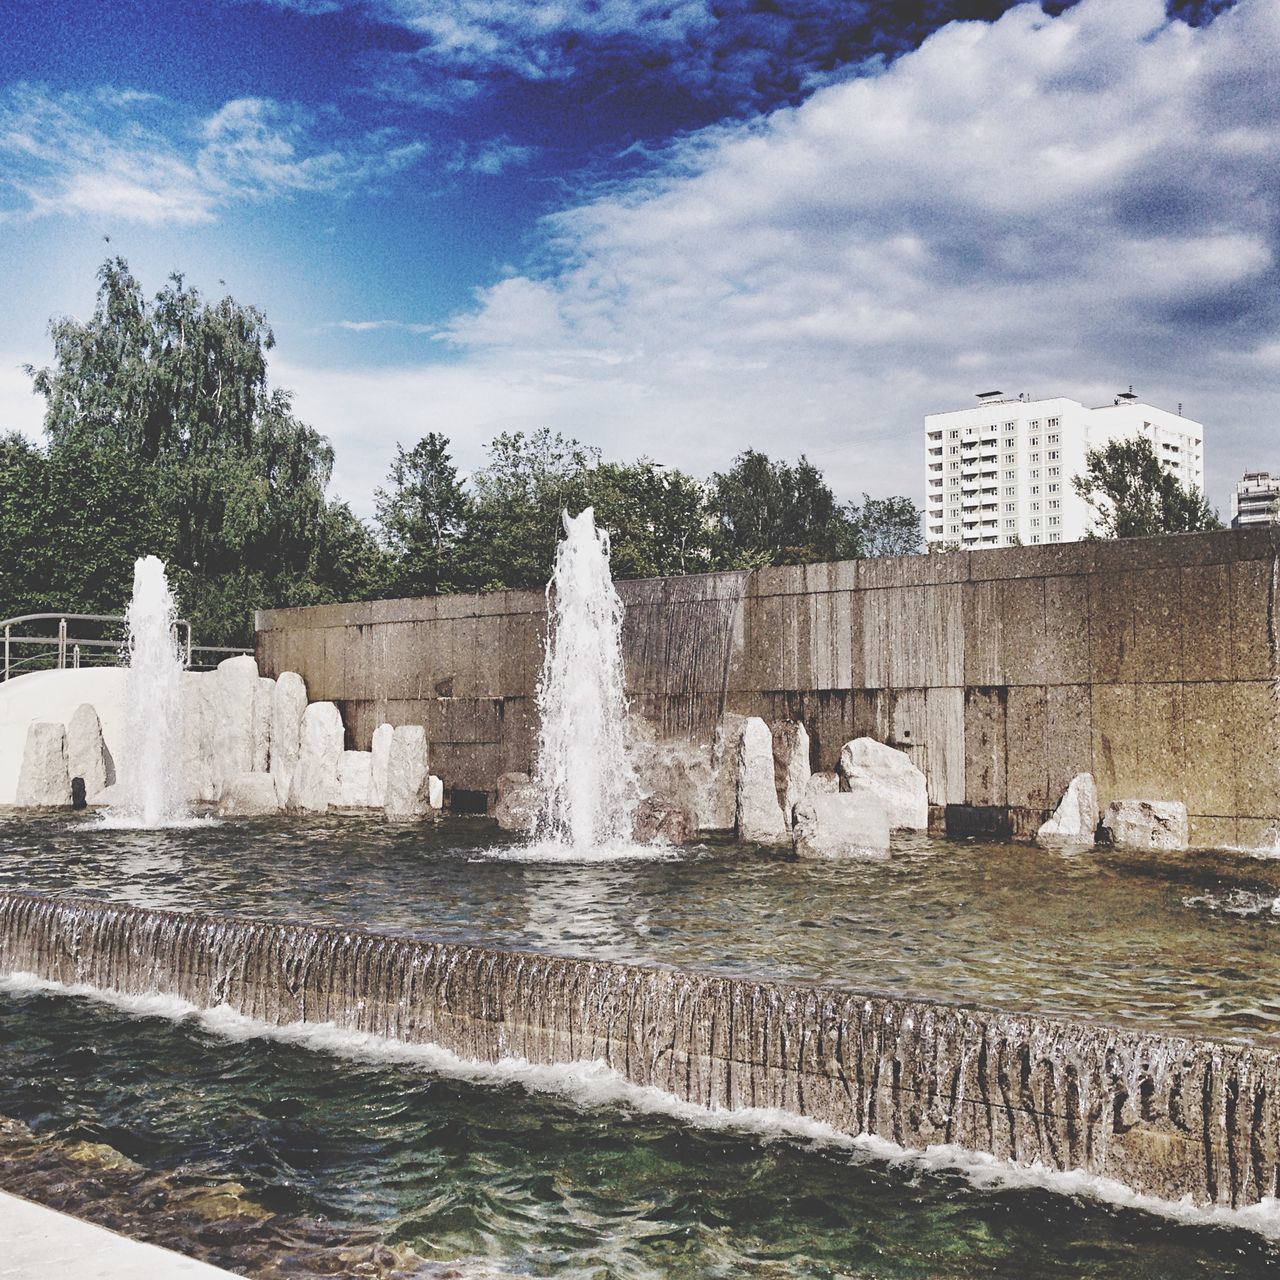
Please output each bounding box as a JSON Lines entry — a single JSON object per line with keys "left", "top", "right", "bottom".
{"left": 0, "top": 1189, "right": 238, "bottom": 1278}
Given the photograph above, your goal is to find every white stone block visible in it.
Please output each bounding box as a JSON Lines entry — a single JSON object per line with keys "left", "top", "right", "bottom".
{"left": 253, "top": 676, "right": 274, "bottom": 774}
{"left": 384, "top": 724, "right": 430, "bottom": 818}
{"left": 66, "top": 703, "right": 113, "bottom": 803}
{"left": 369, "top": 723, "right": 394, "bottom": 809}
{"left": 429, "top": 774, "right": 444, "bottom": 810}
{"left": 792, "top": 789, "right": 891, "bottom": 860}
{"left": 288, "top": 702, "right": 344, "bottom": 812}
{"left": 218, "top": 773, "right": 281, "bottom": 817}
{"left": 181, "top": 673, "right": 217, "bottom": 804}
{"left": 15, "top": 722, "right": 71, "bottom": 808}
{"left": 269, "top": 672, "right": 308, "bottom": 802}
{"left": 838, "top": 737, "right": 928, "bottom": 831}
{"left": 772, "top": 719, "right": 811, "bottom": 830}
{"left": 1038, "top": 772, "right": 1099, "bottom": 847}
{"left": 333, "top": 750, "right": 373, "bottom": 809}
{"left": 1100, "top": 799, "right": 1189, "bottom": 851}
{"left": 735, "top": 717, "right": 787, "bottom": 844}
{"left": 212, "top": 657, "right": 258, "bottom": 798}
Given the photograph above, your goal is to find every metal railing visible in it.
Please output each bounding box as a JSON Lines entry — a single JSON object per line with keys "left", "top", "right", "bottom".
{"left": 1, "top": 613, "right": 252, "bottom": 681}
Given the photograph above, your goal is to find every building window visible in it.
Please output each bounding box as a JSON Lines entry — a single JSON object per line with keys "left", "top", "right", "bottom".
{"left": 1030, "top": 485, "right": 1040, "bottom": 495}
{"left": 949, "top": 430, "right": 959, "bottom": 438}
{"left": 1004, "top": 454, "right": 1015, "bottom": 464}
{"left": 1049, "top": 467, "right": 1060, "bottom": 478}
{"left": 1004, "top": 502, "right": 1016, "bottom": 512}
{"left": 1048, "top": 533, "right": 1060, "bottom": 542}
{"left": 1048, "top": 499, "right": 1060, "bottom": 510}
{"left": 1031, "top": 518, "right": 1041, "bottom": 528}
{"left": 1004, "top": 519, "right": 1016, "bottom": 529}
{"left": 1004, "top": 486, "right": 1016, "bottom": 496}
{"left": 1031, "top": 535, "right": 1041, "bottom": 543}
{"left": 1030, "top": 452, "right": 1040, "bottom": 463}
{"left": 949, "top": 446, "right": 959, "bottom": 455}
{"left": 1047, "top": 417, "right": 1059, "bottom": 428}
{"left": 1030, "top": 469, "right": 1040, "bottom": 481}
{"left": 1049, "top": 516, "right": 1060, "bottom": 526}
{"left": 1004, "top": 470, "right": 1015, "bottom": 480}
{"left": 1048, "top": 483, "right": 1059, "bottom": 493}
{"left": 1048, "top": 450, "right": 1059, "bottom": 460}
{"left": 1004, "top": 439, "right": 1014, "bottom": 450}
{"left": 1048, "top": 434, "right": 1059, "bottom": 444}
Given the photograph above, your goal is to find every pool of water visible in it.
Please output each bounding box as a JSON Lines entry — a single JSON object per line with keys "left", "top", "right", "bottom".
{"left": 3, "top": 812, "right": 1280, "bottom": 1042}
{"left": 1, "top": 982, "right": 1278, "bottom": 1279}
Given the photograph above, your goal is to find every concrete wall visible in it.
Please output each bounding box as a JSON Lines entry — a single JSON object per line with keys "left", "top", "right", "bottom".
{"left": 256, "top": 527, "right": 1280, "bottom": 846}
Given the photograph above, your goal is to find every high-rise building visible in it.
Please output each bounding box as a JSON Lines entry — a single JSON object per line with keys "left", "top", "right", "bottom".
{"left": 923, "top": 391, "right": 1204, "bottom": 549}
{"left": 1230, "top": 472, "right": 1279, "bottom": 528}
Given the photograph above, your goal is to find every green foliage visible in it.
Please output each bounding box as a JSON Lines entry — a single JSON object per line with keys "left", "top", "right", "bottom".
{"left": 852, "top": 494, "right": 923, "bottom": 557}
{"left": 1073, "top": 437, "right": 1221, "bottom": 538}
{"left": 21, "top": 258, "right": 351, "bottom": 644}
{"left": 374, "top": 432, "right": 469, "bottom": 596}
{"left": 4, "top": 258, "right": 928, "bottom": 644}
{"left": 709, "top": 450, "right": 861, "bottom": 567}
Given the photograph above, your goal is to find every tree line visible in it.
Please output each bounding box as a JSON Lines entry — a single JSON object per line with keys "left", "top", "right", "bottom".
{"left": 1, "top": 259, "right": 922, "bottom": 647}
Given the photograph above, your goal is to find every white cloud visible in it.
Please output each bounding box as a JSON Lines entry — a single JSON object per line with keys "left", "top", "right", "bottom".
{"left": 0, "top": 356, "right": 44, "bottom": 442}
{"left": 287, "top": 0, "right": 1280, "bottom": 516}
{"left": 0, "top": 85, "right": 426, "bottom": 225}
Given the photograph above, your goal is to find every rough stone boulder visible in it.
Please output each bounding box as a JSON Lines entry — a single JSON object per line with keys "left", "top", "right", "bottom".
{"left": 15, "top": 722, "right": 72, "bottom": 808}
{"left": 218, "top": 773, "right": 281, "bottom": 817}
{"left": 1037, "top": 773, "right": 1099, "bottom": 847}
{"left": 837, "top": 738, "right": 928, "bottom": 831}
{"left": 289, "top": 701, "right": 345, "bottom": 812}
{"left": 66, "top": 703, "right": 113, "bottom": 804}
{"left": 429, "top": 775, "right": 444, "bottom": 810}
{"left": 254, "top": 676, "right": 274, "bottom": 774}
{"left": 270, "top": 673, "right": 308, "bottom": 802}
{"left": 735, "top": 717, "right": 787, "bottom": 844}
{"left": 771, "top": 720, "right": 811, "bottom": 830}
{"left": 385, "top": 725, "right": 431, "bottom": 818}
{"left": 213, "top": 655, "right": 260, "bottom": 798}
{"left": 792, "top": 790, "right": 891, "bottom": 860}
{"left": 333, "top": 750, "right": 373, "bottom": 809}
{"left": 703, "top": 714, "right": 746, "bottom": 831}
{"left": 369, "top": 723, "right": 394, "bottom": 808}
{"left": 494, "top": 771, "right": 538, "bottom": 833}
{"left": 181, "top": 673, "right": 217, "bottom": 804}
{"left": 1099, "top": 799, "right": 1189, "bottom": 851}
{"left": 805, "top": 771, "right": 840, "bottom": 798}
{"left": 632, "top": 796, "right": 696, "bottom": 844}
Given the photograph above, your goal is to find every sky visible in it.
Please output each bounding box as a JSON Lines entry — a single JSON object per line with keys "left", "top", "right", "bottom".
{"left": 0, "top": 0, "right": 1274, "bottom": 518}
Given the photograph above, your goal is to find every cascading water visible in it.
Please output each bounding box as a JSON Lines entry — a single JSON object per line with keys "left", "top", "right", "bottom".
{"left": 110, "top": 555, "right": 188, "bottom": 828}
{"left": 532, "top": 508, "right": 638, "bottom": 852}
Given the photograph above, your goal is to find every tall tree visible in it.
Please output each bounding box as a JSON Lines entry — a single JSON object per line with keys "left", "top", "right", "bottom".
{"left": 24, "top": 258, "right": 341, "bottom": 643}
{"left": 709, "top": 450, "right": 859, "bottom": 567}
{"left": 1073, "top": 437, "right": 1221, "bottom": 538}
{"left": 853, "top": 495, "right": 923, "bottom": 557}
{"left": 374, "top": 433, "right": 470, "bottom": 596}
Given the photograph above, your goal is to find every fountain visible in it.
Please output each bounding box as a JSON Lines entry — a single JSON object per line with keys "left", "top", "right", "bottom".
{"left": 109, "top": 555, "right": 188, "bottom": 828}
{"left": 531, "top": 508, "right": 638, "bottom": 852}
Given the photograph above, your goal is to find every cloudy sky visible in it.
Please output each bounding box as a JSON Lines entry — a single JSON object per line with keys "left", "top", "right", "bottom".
{"left": 0, "top": 0, "right": 1274, "bottom": 516}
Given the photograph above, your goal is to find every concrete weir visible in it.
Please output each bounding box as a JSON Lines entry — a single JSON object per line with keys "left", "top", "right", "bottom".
{"left": 2, "top": 891, "right": 1279, "bottom": 1209}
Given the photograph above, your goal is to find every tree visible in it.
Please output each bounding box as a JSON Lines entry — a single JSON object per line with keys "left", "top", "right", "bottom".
{"left": 374, "top": 433, "right": 470, "bottom": 596}
{"left": 462, "top": 429, "right": 597, "bottom": 590}
{"left": 708, "top": 450, "right": 859, "bottom": 567}
{"left": 852, "top": 495, "right": 923, "bottom": 557}
{"left": 1073, "top": 437, "right": 1221, "bottom": 539}
{"left": 584, "top": 460, "right": 714, "bottom": 580}
{"left": 24, "top": 258, "right": 338, "bottom": 643}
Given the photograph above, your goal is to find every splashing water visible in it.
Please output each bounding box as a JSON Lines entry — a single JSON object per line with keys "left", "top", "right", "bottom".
{"left": 531, "top": 508, "right": 639, "bottom": 854}
{"left": 110, "top": 556, "right": 188, "bottom": 828}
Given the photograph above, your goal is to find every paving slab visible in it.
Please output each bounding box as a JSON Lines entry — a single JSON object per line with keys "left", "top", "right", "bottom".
{"left": 0, "top": 1190, "right": 239, "bottom": 1278}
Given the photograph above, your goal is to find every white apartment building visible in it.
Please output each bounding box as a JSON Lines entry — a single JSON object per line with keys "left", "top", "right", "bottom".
{"left": 1231, "top": 472, "right": 1280, "bottom": 528}
{"left": 923, "top": 390, "right": 1205, "bottom": 549}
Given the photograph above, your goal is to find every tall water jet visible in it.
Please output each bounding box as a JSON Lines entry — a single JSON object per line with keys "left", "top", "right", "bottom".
{"left": 112, "top": 555, "right": 188, "bottom": 827}
{"left": 533, "top": 508, "right": 637, "bottom": 850}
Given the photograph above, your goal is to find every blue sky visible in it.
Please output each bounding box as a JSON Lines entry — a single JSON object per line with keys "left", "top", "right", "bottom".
{"left": 0, "top": 0, "right": 1273, "bottom": 516}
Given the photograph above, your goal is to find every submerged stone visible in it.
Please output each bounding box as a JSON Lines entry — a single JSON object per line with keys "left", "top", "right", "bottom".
{"left": 1099, "top": 799, "right": 1189, "bottom": 850}
{"left": 837, "top": 738, "right": 927, "bottom": 831}
{"left": 15, "top": 722, "right": 71, "bottom": 808}
{"left": 632, "top": 796, "right": 696, "bottom": 844}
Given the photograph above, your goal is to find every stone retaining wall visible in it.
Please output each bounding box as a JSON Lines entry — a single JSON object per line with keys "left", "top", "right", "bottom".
{"left": 256, "top": 527, "right": 1280, "bottom": 845}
